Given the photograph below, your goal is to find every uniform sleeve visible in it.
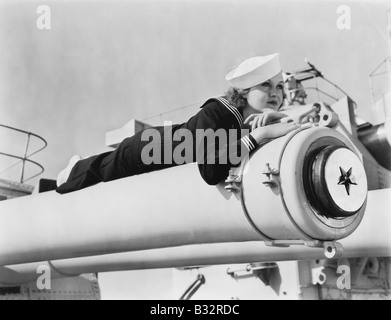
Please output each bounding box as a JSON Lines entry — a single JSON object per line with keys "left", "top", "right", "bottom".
{"left": 190, "top": 100, "right": 258, "bottom": 185}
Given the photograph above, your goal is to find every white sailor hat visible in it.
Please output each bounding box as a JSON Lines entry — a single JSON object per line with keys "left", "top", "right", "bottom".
{"left": 226, "top": 53, "right": 282, "bottom": 90}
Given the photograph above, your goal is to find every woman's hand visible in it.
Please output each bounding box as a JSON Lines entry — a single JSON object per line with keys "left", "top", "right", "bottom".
{"left": 244, "top": 110, "right": 288, "bottom": 132}
{"left": 250, "top": 122, "right": 299, "bottom": 144}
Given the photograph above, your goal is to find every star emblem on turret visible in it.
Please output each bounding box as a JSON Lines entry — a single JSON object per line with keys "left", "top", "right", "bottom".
{"left": 338, "top": 166, "right": 357, "bottom": 196}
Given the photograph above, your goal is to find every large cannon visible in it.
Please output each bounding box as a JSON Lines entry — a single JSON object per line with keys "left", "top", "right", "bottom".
{"left": 0, "top": 104, "right": 369, "bottom": 267}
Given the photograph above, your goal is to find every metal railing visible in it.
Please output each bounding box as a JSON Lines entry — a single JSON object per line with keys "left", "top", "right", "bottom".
{"left": 285, "top": 69, "right": 358, "bottom": 109}
{"left": 0, "top": 124, "right": 47, "bottom": 184}
{"left": 369, "top": 57, "right": 391, "bottom": 124}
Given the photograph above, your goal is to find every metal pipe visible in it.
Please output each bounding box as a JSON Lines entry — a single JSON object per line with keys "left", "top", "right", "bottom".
{"left": 0, "top": 127, "right": 368, "bottom": 267}
{"left": 0, "top": 124, "right": 48, "bottom": 157}
{"left": 0, "top": 124, "right": 47, "bottom": 182}
{"left": 20, "top": 133, "right": 31, "bottom": 183}
{"left": 0, "top": 188, "right": 389, "bottom": 286}
{"left": 0, "top": 152, "right": 45, "bottom": 183}
{"left": 0, "top": 162, "right": 261, "bottom": 267}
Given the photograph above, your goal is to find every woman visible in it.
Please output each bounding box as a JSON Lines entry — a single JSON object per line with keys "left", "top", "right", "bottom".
{"left": 56, "top": 53, "right": 298, "bottom": 194}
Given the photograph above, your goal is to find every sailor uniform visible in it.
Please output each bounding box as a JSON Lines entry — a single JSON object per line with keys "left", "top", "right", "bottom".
{"left": 56, "top": 97, "right": 258, "bottom": 194}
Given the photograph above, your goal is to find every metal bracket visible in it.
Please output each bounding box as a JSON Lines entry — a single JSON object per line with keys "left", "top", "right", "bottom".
{"left": 280, "top": 103, "right": 321, "bottom": 125}
{"left": 323, "top": 241, "right": 344, "bottom": 259}
{"left": 179, "top": 274, "right": 206, "bottom": 300}
{"left": 227, "top": 262, "right": 278, "bottom": 279}
{"left": 261, "top": 163, "right": 281, "bottom": 191}
{"left": 280, "top": 102, "right": 339, "bottom": 128}
{"left": 264, "top": 239, "right": 344, "bottom": 259}
{"left": 225, "top": 170, "right": 242, "bottom": 193}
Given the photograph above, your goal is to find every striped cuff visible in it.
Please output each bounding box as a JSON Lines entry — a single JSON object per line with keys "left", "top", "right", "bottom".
{"left": 241, "top": 134, "right": 257, "bottom": 152}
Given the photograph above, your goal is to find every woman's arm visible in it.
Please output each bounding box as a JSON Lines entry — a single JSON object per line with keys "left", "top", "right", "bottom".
{"left": 194, "top": 102, "right": 298, "bottom": 185}
{"left": 193, "top": 102, "right": 257, "bottom": 185}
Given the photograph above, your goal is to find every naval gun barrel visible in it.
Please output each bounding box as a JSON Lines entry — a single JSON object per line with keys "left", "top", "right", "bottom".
{"left": 0, "top": 126, "right": 368, "bottom": 266}
{"left": 1, "top": 184, "right": 389, "bottom": 287}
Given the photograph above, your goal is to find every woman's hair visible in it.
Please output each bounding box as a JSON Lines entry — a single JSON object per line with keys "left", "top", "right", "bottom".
{"left": 225, "top": 87, "right": 249, "bottom": 109}
{"left": 225, "top": 85, "right": 287, "bottom": 110}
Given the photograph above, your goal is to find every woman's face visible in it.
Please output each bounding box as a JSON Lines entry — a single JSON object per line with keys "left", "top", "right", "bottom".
{"left": 245, "top": 72, "right": 284, "bottom": 112}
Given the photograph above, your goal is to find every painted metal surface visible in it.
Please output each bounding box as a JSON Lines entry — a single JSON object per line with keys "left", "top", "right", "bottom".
{"left": 0, "top": 126, "right": 368, "bottom": 266}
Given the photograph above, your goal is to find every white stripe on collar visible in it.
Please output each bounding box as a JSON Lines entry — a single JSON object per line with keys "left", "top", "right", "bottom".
{"left": 216, "top": 97, "right": 243, "bottom": 128}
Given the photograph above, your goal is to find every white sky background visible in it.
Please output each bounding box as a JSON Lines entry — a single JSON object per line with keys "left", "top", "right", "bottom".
{"left": 0, "top": 0, "right": 389, "bottom": 299}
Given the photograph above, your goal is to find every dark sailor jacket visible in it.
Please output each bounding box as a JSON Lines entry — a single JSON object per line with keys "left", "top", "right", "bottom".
{"left": 56, "top": 97, "right": 258, "bottom": 194}
{"left": 137, "top": 96, "right": 258, "bottom": 185}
